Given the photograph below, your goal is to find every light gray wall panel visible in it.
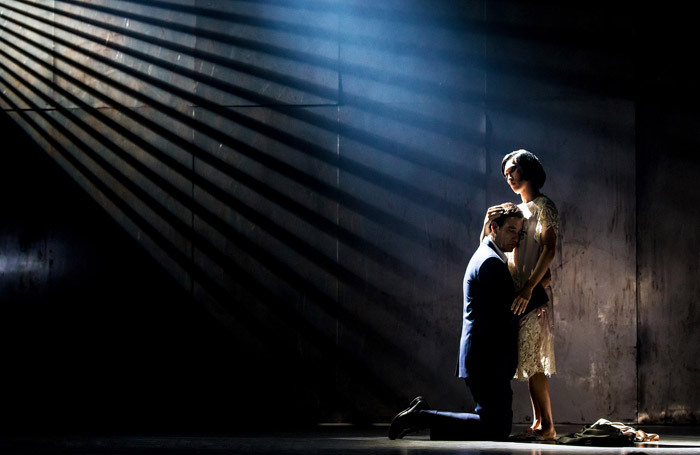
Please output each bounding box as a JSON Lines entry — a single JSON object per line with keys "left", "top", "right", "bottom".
{"left": 52, "top": 0, "right": 196, "bottom": 110}
{"left": 192, "top": 106, "right": 339, "bottom": 292}
{"left": 0, "top": 0, "right": 54, "bottom": 110}
{"left": 194, "top": 0, "right": 338, "bottom": 106}
{"left": 339, "top": 1, "right": 485, "bottom": 105}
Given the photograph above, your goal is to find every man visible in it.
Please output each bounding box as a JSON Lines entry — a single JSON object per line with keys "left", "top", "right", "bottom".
{"left": 388, "top": 203, "right": 524, "bottom": 441}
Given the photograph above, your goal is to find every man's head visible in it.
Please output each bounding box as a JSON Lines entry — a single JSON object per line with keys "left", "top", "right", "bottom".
{"left": 489, "top": 202, "right": 524, "bottom": 253}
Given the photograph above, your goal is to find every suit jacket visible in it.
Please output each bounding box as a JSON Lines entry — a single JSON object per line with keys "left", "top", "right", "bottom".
{"left": 457, "top": 238, "right": 518, "bottom": 381}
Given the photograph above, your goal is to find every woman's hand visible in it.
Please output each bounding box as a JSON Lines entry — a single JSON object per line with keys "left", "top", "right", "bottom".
{"left": 483, "top": 204, "right": 508, "bottom": 234}
{"left": 511, "top": 287, "right": 533, "bottom": 315}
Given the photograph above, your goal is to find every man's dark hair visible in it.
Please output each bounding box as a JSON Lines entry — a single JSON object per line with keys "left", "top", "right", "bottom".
{"left": 492, "top": 202, "right": 523, "bottom": 228}
{"left": 501, "top": 149, "right": 547, "bottom": 190}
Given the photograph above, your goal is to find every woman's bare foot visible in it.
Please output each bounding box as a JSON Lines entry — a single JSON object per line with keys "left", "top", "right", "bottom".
{"left": 535, "top": 428, "right": 557, "bottom": 441}
{"left": 510, "top": 427, "right": 538, "bottom": 441}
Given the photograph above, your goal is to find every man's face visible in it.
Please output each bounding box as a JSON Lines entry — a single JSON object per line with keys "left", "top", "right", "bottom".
{"left": 493, "top": 216, "right": 523, "bottom": 253}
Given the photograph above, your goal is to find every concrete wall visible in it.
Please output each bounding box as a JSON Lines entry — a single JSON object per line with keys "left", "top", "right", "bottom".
{"left": 634, "top": 7, "right": 700, "bottom": 424}
{"left": 636, "top": 106, "right": 700, "bottom": 423}
{"left": 0, "top": 0, "right": 698, "bottom": 428}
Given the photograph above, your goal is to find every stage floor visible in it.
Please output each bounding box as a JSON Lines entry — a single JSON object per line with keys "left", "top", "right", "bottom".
{"left": 2, "top": 424, "right": 700, "bottom": 454}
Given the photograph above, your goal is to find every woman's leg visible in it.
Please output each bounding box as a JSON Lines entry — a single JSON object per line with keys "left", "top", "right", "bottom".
{"left": 528, "top": 373, "right": 555, "bottom": 439}
{"left": 527, "top": 377, "right": 542, "bottom": 430}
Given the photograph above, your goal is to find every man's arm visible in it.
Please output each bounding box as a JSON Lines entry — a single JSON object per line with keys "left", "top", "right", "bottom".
{"left": 477, "top": 256, "right": 514, "bottom": 312}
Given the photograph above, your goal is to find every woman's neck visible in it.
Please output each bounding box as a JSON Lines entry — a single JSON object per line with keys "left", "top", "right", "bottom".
{"left": 520, "top": 185, "right": 540, "bottom": 203}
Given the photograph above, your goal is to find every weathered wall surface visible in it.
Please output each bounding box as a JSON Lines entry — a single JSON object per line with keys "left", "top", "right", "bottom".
{"left": 0, "top": 0, "right": 697, "bottom": 428}
{"left": 637, "top": 100, "right": 700, "bottom": 424}
{"left": 634, "top": 7, "right": 700, "bottom": 424}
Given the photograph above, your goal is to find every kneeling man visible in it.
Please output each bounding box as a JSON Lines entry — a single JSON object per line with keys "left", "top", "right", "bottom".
{"left": 389, "top": 203, "right": 523, "bottom": 441}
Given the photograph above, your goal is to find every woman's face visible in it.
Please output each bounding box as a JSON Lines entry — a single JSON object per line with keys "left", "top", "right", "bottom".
{"left": 503, "top": 157, "right": 525, "bottom": 193}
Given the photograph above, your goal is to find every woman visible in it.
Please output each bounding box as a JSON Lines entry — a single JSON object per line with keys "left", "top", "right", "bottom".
{"left": 481, "top": 149, "right": 559, "bottom": 441}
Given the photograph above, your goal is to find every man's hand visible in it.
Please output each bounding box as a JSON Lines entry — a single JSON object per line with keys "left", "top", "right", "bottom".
{"left": 511, "top": 287, "right": 532, "bottom": 315}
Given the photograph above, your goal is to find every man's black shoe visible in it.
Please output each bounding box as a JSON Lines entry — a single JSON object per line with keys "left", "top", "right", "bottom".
{"left": 388, "top": 396, "right": 430, "bottom": 440}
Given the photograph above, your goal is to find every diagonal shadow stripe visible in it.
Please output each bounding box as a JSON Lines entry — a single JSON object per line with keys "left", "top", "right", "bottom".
{"left": 1, "top": 1, "right": 492, "bottom": 418}
{"left": 37, "top": 0, "right": 467, "bottom": 103}
{"left": 0, "top": 34, "right": 453, "bottom": 341}
{"left": 0, "top": 9, "right": 473, "bottom": 263}
{"left": 20, "top": 0, "right": 488, "bottom": 142}
{"left": 0, "top": 27, "right": 454, "bottom": 291}
{"left": 20, "top": 0, "right": 633, "bottom": 178}
{"left": 46, "top": 0, "right": 633, "bottom": 98}
{"left": 0, "top": 48, "right": 455, "bottom": 407}
{"left": 0, "top": 71, "right": 450, "bottom": 421}
{"left": 7, "top": 0, "right": 481, "bottom": 184}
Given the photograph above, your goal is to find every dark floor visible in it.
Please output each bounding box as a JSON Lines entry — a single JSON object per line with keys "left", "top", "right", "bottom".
{"left": 2, "top": 424, "right": 699, "bottom": 455}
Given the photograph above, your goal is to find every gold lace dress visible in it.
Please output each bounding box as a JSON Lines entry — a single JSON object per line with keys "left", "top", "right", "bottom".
{"left": 507, "top": 195, "right": 559, "bottom": 380}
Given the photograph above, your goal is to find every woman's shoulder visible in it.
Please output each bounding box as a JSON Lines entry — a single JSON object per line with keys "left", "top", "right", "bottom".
{"left": 533, "top": 194, "right": 559, "bottom": 229}
{"left": 533, "top": 194, "right": 557, "bottom": 212}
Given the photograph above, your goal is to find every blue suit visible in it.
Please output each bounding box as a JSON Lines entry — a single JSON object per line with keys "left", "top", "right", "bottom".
{"left": 458, "top": 237, "right": 518, "bottom": 380}
{"left": 422, "top": 238, "right": 518, "bottom": 441}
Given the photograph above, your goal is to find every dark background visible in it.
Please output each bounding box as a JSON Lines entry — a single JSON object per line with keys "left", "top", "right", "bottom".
{"left": 0, "top": 0, "right": 698, "bottom": 433}
{"left": 0, "top": 114, "right": 299, "bottom": 434}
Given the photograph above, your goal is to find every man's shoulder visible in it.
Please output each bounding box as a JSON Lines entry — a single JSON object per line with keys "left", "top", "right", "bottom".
{"left": 472, "top": 241, "right": 502, "bottom": 263}
{"left": 467, "top": 242, "right": 505, "bottom": 275}
{"left": 478, "top": 255, "right": 508, "bottom": 276}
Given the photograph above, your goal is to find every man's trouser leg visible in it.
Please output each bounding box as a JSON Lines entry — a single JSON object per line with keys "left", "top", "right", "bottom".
{"left": 426, "top": 377, "right": 512, "bottom": 441}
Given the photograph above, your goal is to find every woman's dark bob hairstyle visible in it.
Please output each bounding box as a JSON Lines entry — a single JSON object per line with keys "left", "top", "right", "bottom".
{"left": 501, "top": 149, "right": 547, "bottom": 190}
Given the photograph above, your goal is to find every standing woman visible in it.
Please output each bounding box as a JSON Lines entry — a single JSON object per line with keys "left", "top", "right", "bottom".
{"left": 481, "top": 149, "right": 559, "bottom": 440}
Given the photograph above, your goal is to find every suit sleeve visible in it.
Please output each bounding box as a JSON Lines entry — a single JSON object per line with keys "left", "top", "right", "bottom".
{"left": 477, "top": 257, "right": 515, "bottom": 304}
{"left": 474, "top": 257, "right": 518, "bottom": 376}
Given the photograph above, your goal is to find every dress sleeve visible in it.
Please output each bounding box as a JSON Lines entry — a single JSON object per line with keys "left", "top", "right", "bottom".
{"left": 535, "top": 196, "right": 559, "bottom": 240}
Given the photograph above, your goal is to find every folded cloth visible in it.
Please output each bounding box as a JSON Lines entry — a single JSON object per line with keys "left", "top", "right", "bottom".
{"left": 592, "top": 418, "right": 660, "bottom": 442}
{"left": 557, "top": 423, "right": 634, "bottom": 446}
